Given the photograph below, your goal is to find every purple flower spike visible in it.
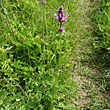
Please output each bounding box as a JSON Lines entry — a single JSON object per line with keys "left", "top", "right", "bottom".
{"left": 50, "top": 69, "right": 53, "bottom": 72}
{"left": 54, "top": 6, "right": 68, "bottom": 33}
{"left": 41, "top": 0, "right": 45, "bottom": 4}
{"left": 54, "top": 6, "right": 68, "bottom": 23}
{"left": 73, "top": 63, "right": 76, "bottom": 69}
{"left": 59, "top": 70, "right": 62, "bottom": 73}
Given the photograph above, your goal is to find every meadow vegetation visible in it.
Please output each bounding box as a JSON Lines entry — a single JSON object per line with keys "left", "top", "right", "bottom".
{"left": 0, "top": 0, "right": 110, "bottom": 109}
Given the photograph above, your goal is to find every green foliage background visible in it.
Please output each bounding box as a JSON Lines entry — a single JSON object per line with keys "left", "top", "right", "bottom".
{"left": 0, "top": 0, "right": 110, "bottom": 109}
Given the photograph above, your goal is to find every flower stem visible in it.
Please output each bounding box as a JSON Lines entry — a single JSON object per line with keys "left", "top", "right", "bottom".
{"left": 52, "top": 72, "right": 59, "bottom": 109}
{"left": 59, "top": 22, "right": 62, "bottom": 69}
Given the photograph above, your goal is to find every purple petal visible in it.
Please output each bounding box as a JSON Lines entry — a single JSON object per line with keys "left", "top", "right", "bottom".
{"left": 58, "top": 25, "right": 65, "bottom": 33}
{"left": 73, "top": 64, "right": 76, "bottom": 69}
{"left": 41, "top": 1, "right": 45, "bottom": 4}
{"left": 72, "top": 74, "right": 75, "bottom": 76}
{"left": 63, "top": 9, "right": 66, "bottom": 12}
{"left": 56, "top": 16, "right": 59, "bottom": 21}
{"left": 64, "top": 13, "right": 68, "bottom": 17}
{"left": 62, "top": 17, "right": 65, "bottom": 21}
{"left": 56, "top": 10, "right": 58, "bottom": 12}
{"left": 61, "top": 27, "right": 65, "bottom": 32}
{"left": 62, "top": 29, "right": 65, "bottom": 33}
{"left": 64, "top": 18, "right": 67, "bottom": 21}
{"left": 50, "top": 69, "right": 53, "bottom": 72}
{"left": 57, "top": 26, "right": 60, "bottom": 29}
{"left": 54, "top": 14, "right": 57, "bottom": 16}
{"left": 65, "top": 15, "right": 68, "bottom": 19}
{"left": 62, "top": 25, "right": 65, "bottom": 28}
{"left": 59, "top": 70, "right": 62, "bottom": 73}
{"left": 59, "top": 13, "right": 62, "bottom": 18}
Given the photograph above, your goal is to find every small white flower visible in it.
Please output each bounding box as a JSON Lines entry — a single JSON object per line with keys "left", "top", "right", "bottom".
{"left": 16, "top": 98, "right": 20, "bottom": 101}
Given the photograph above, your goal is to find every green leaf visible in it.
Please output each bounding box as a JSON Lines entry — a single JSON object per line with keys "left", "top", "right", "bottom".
{"left": 0, "top": 100, "right": 3, "bottom": 105}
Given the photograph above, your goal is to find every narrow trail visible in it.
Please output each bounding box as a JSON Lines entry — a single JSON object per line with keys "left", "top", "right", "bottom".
{"left": 73, "top": 35, "right": 110, "bottom": 109}
{"left": 74, "top": 43, "right": 110, "bottom": 109}
{"left": 70, "top": 0, "right": 110, "bottom": 109}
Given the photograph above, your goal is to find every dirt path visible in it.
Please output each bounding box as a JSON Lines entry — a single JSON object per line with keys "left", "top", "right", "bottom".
{"left": 73, "top": 28, "right": 110, "bottom": 109}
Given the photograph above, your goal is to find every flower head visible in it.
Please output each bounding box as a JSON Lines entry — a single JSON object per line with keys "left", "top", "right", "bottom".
{"left": 72, "top": 74, "right": 75, "bottom": 76}
{"left": 41, "top": 0, "right": 45, "bottom": 4}
{"left": 57, "top": 25, "right": 65, "bottom": 33}
{"left": 50, "top": 69, "right": 53, "bottom": 72}
{"left": 16, "top": 98, "right": 22, "bottom": 101}
{"left": 54, "top": 6, "right": 68, "bottom": 23}
{"left": 59, "top": 70, "right": 62, "bottom": 73}
{"left": 106, "top": 3, "right": 109, "bottom": 6}
{"left": 73, "top": 63, "right": 76, "bottom": 69}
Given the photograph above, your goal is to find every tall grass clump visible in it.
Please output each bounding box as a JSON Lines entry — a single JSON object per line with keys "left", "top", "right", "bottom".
{"left": 0, "top": 0, "right": 92, "bottom": 109}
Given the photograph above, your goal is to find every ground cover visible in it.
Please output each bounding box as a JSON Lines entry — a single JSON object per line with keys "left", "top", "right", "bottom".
{"left": 0, "top": 0, "right": 110, "bottom": 109}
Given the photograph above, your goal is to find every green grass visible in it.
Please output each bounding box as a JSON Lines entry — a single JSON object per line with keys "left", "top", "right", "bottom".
{"left": 0, "top": 0, "right": 110, "bottom": 109}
